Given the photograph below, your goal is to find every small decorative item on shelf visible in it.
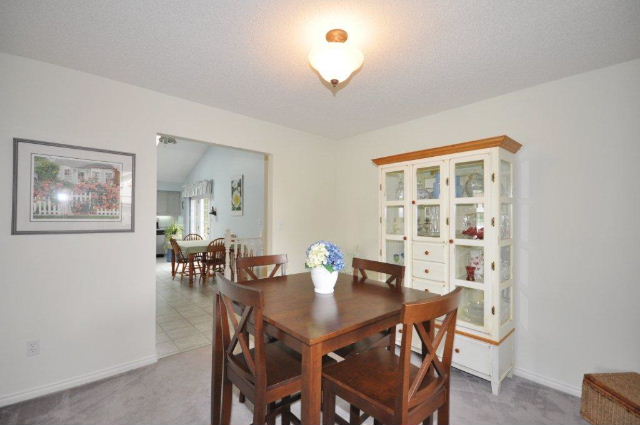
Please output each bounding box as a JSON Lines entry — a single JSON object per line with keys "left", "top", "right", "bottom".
{"left": 305, "top": 241, "right": 345, "bottom": 294}
{"left": 462, "top": 226, "right": 484, "bottom": 240}
{"left": 464, "top": 172, "right": 483, "bottom": 197}
{"left": 469, "top": 249, "right": 484, "bottom": 281}
{"left": 465, "top": 266, "right": 476, "bottom": 281}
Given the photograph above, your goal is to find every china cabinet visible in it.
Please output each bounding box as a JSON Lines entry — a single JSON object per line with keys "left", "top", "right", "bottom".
{"left": 374, "top": 135, "right": 522, "bottom": 395}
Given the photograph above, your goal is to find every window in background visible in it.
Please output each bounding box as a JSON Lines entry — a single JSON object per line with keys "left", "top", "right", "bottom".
{"left": 189, "top": 197, "right": 211, "bottom": 239}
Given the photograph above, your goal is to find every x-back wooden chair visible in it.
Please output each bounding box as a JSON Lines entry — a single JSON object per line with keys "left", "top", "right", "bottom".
{"left": 322, "top": 287, "right": 462, "bottom": 425}
{"left": 215, "top": 274, "right": 303, "bottom": 425}
{"left": 353, "top": 257, "right": 404, "bottom": 291}
{"left": 236, "top": 254, "right": 288, "bottom": 283}
{"left": 333, "top": 257, "right": 405, "bottom": 360}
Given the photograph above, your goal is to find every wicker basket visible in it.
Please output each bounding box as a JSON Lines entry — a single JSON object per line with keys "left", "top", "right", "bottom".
{"left": 581, "top": 373, "right": 640, "bottom": 425}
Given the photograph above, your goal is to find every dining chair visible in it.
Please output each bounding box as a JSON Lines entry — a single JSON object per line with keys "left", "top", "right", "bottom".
{"left": 183, "top": 233, "right": 203, "bottom": 240}
{"left": 236, "top": 254, "right": 288, "bottom": 283}
{"left": 322, "top": 287, "right": 462, "bottom": 425}
{"left": 169, "top": 238, "right": 203, "bottom": 281}
{"left": 333, "top": 257, "right": 405, "bottom": 359}
{"left": 202, "top": 238, "right": 225, "bottom": 281}
{"left": 215, "top": 274, "right": 304, "bottom": 425}
{"left": 233, "top": 253, "right": 289, "bottom": 404}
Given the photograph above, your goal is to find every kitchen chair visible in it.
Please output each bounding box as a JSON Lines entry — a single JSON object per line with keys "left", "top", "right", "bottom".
{"left": 202, "top": 238, "right": 225, "bottom": 281}
{"left": 183, "top": 233, "right": 203, "bottom": 240}
{"left": 236, "top": 254, "right": 288, "bottom": 282}
{"left": 215, "top": 274, "right": 304, "bottom": 425}
{"left": 333, "top": 258, "right": 404, "bottom": 359}
{"left": 169, "top": 238, "right": 203, "bottom": 281}
{"left": 322, "top": 287, "right": 462, "bottom": 425}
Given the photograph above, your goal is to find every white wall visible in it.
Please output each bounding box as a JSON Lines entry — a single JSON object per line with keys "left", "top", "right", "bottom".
{"left": 183, "top": 145, "right": 265, "bottom": 239}
{"left": 0, "top": 52, "right": 336, "bottom": 406}
{"left": 333, "top": 59, "right": 640, "bottom": 395}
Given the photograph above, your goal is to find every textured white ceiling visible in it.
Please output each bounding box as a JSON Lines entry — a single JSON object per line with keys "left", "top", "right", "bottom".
{"left": 1, "top": 1, "right": 639, "bottom": 139}
{"left": 157, "top": 138, "right": 208, "bottom": 184}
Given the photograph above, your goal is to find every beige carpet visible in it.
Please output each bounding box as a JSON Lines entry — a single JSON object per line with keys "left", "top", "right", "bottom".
{"left": 0, "top": 344, "right": 587, "bottom": 425}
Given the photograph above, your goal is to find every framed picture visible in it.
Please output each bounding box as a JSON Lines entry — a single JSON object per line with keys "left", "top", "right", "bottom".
{"left": 12, "top": 138, "right": 135, "bottom": 234}
{"left": 230, "top": 174, "right": 243, "bottom": 216}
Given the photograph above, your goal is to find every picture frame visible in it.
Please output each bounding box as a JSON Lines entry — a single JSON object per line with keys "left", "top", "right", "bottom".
{"left": 230, "top": 174, "right": 243, "bottom": 216}
{"left": 12, "top": 138, "right": 135, "bottom": 234}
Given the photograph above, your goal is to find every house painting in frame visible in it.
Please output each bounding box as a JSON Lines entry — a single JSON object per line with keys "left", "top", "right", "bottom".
{"left": 12, "top": 138, "right": 135, "bottom": 234}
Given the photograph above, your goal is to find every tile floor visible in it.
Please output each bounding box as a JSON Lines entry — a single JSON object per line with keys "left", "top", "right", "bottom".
{"left": 155, "top": 257, "right": 214, "bottom": 358}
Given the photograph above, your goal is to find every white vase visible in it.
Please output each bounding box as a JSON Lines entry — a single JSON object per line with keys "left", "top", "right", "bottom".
{"left": 310, "top": 267, "right": 338, "bottom": 294}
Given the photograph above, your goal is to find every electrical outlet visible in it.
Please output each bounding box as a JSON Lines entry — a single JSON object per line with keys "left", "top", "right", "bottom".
{"left": 26, "top": 340, "right": 40, "bottom": 357}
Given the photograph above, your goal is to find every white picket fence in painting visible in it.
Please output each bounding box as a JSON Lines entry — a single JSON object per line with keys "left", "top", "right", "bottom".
{"left": 32, "top": 191, "right": 119, "bottom": 217}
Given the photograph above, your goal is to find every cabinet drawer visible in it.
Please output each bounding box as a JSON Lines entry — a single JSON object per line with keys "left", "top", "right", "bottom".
{"left": 412, "top": 278, "right": 447, "bottom": 295}
{"left": 413, "top": 242, "right": 446, "bottom": 263}
{"left": 412, "top": 260, "right": 445, "bottom": 282}
{"left": 451, "top": 334, "right": 491, "bottom": 376}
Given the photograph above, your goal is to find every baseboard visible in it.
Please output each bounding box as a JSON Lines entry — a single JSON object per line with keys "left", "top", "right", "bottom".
{"left": 0, "top": 354, "right": 158, "bottom": 408}
{"left": 513, "top": 367, "right": 581, "bottom": 397}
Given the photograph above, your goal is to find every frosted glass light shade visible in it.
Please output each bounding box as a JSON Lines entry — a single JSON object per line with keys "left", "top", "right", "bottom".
{"left": 308, "top": 42, "right": 364, "bottom": 86}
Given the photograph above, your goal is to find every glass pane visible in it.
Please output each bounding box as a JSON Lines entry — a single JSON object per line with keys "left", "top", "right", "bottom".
{"left": 500, "top": 245, "right": 512, "bottom": 282}
{"left": 385, "top": 240, "right": 405, "bottom": 266}
{"left": 500, "top": 287, "right": 512, "bottom": 325}
{"left": 459, "top": 287, "right": 485, "bottom": 326}
{"left": 416, "top": 166, "right": 441, "bottom": 200}
{"left": 416, "top": 205, "right": 440, "bottom": 238}
{"left": 500, "top": 160, "right": 512, "bottom": 197}
{"left": 500, "top": 203, "right": 512, "bottom": 240}
{"left": 385, "top": 206, "right": 404, "bottom": 235}
{"left": 385, "top": 171, "right": 404, "bottom": 202}
{"left": 455, "top": 203, "right": 485, "bottom": 240}
{"left": 454, "top": 245, "right": 485, "bottom": 284}
{"left": 455, "top": 160, "right": 484, "bottom": 198}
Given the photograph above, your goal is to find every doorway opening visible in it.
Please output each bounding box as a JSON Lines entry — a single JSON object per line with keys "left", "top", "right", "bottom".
{"left": 154, "top": 134, "right": 270, "bottom": 358}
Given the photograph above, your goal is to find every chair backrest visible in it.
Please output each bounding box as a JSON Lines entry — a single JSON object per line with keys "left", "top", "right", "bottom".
{"left": 169, "top": 238, "right": 186, "bottom": 262}
{"left": 206, "top": 238, "right": 225, "bottom": 262}
{"left": 352, "top": 257, "right": 405, "bottom": 292}
{"left": 184, "top": 233, "right": 203, "bottom": 241}
{"left": 236, "top": 254, "right": 288, "bottom": 282}
{"left": 396, "top": 287, "right": 462, "bottom": 422}
{"left": 215, "top": 274, "right": 267, "bottom": 393}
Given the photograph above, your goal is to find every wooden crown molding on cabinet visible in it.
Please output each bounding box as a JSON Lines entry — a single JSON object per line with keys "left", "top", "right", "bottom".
{"left": 371, "top": 135, "right": 522, "bottom": 166}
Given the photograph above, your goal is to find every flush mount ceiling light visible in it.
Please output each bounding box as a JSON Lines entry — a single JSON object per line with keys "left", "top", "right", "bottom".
{"left": 308, "top": 29, "right": 364, "bottom": 88}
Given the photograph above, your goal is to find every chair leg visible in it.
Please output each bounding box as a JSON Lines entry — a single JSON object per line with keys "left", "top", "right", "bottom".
{"left": 423, "top": 414, "right": 434, "bottom": 425}
{"left": 349, "top": 405, "right": 360, "bottom": 425}
{"left": 282, "top": 396, "right": 291, "bottom": 425}
{"left": 238, "top": 392, "right": 245, "bottom": 403}
{"left": 322, "top": 390, "right": 335, "bottom": 425}
{"left": 252, "top": 398, "right": 267, "bottom": 425}
{"left": 221, "top": 372, "right": 232, "bottom": 425}
{"left": 388, "top": 326, "right": 397, "bottom": 351}
{"left": 437, "top": 400, "right": 449, "bottom": 425}
{"left": 266, "top": 402, "right": 276, "bottom": 425}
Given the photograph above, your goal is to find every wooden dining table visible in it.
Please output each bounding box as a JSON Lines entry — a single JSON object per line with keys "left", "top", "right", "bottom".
{"left": 210, "top": 272, "right": 438, "bottom": 425}
{"left": 172, "top": 239, "right": 212, "bottom": 285}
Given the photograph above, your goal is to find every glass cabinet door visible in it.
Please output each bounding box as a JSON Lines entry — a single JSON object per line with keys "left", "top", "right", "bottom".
{"left": 449, "top": 154, "right": 490, "bottom": 331}
{"left": 382, "top": 167, "right": 408, "bottom": 267}
{"left": 413, "top": 161, "right": 447, "bottom": 241}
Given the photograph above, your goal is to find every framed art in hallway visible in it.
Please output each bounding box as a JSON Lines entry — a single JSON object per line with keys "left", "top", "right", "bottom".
{"left": 12, "top": 138, "right": 135, "bottom": 234}
{"left": 230, "top": 174, "right": 243, "bottom": 216}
